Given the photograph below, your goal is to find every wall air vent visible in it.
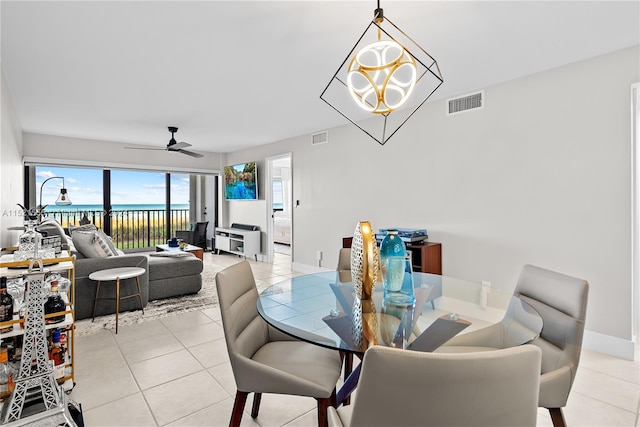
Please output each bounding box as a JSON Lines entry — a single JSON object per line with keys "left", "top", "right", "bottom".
{"left": 447, "top": 91, "right": 484, "bottom": 115}
{"left": 311, "top": 131, "right": 329, "bottom": 145}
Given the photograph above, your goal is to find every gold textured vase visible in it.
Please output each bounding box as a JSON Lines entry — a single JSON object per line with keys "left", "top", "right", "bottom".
{"left": 351, "top": 298, "right": 379, "bottom": 351}
{"left": 350, "top": 221, "right": 381, "bottom": 300}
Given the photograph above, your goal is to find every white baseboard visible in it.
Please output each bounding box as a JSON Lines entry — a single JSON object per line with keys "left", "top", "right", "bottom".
{"left": 291, "top": 261, "right": 330, "bottom": 274}
{"left": 582, "top": 330, "right": 637, "bottom": 361}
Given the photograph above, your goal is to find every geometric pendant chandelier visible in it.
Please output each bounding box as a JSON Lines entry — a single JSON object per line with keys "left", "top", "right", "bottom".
{"left": 320, "top": 1, "right": 444, "bottom": 145}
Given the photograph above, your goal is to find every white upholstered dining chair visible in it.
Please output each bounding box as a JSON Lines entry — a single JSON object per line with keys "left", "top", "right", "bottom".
{"left": 328, "top": 344, "right": 542, "bottom": 427}
{"left": 439, "top": 264, "right": 589, "bottom": 427}
{"left": 215, "top": 260, "right": 343, "bottom": 427}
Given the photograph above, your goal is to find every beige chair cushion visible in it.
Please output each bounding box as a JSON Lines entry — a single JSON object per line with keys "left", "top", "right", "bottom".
{"left": 439, "top": 264, "right": 589, "bottom": 410}
{"left": 215, "top": 260, "right": 342, "bottom": 399}
{"left": 328, "top": 345, "right": 542, "bottom": 427}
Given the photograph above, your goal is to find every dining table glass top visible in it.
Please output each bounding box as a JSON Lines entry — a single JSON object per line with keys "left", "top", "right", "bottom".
{"left": 257, "top": 271, "right": 543, "bottom": 354}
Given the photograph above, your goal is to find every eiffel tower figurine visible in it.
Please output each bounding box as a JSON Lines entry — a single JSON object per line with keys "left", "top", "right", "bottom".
{"left": 1, "top": 259, "right": 77, "bottom": 426}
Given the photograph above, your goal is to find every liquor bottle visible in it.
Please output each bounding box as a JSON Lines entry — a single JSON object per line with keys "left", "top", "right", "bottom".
{"left": 49, "top": 329, "right": 66, "bottom": 382}
{"left": 44, "top": 281, "right": 66, "bottom": 324}
{"left": 0, "top": 278, "right": 14, "bottom": 333}
{"left": 11, "top": 336, "right": 22, "bottom": 364}
{"left": 0, "top": 347, "right": 14, "bottom": 401}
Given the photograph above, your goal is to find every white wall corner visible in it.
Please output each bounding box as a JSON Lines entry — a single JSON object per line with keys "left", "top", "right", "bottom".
{"left": 291, "top": 262, "right": 331, "bottom": 275}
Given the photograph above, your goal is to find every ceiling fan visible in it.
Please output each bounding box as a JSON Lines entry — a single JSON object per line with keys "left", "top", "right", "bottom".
{"left": 125, "top": 127, "right": 203, "bottom": 158}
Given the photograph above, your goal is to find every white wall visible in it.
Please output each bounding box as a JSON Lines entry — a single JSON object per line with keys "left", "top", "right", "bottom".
{"left": 22, "top": 132, "right": 224, "bottom": 174}
{"left": 0, "top": 67, "right": 24, "bottom": 248}
{"left": 225, "top": 45, "right": 640, "bottom": 359}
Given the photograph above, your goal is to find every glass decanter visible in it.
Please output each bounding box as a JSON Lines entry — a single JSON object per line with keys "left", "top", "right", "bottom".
{"left": 14, "top": 208, "right": 42, "bottom": 261}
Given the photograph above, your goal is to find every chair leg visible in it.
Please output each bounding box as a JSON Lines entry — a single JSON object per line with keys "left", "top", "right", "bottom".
{"left": 316, "top": 397, "right": 332, "bottom": 427}
{"left": 92, "top": 280, "right": 101, "bottom": 322}
{"left": 251, "top": 392, "right": 262, "bottom": 418}
{"left": 230, "top": 391, "right": 249, "bottom": 427}
{"left": 341, "top": 353, "right": 353, "bottom": 406}
{"left": 549, "top": 407, "right": 567, "bottom": 427}
{"left": 330, "top": 388, "right": 337, "bottom": 408}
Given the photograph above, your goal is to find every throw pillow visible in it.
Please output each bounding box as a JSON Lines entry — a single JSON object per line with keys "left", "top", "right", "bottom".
{"left": 68, "top": 223, "right": 97, "bottom": 234}
{"left": 96, "top": 229, "right": 119, "bottom": 256}
{"left": 71, "top": 230, "right": 118, "bottom": 258}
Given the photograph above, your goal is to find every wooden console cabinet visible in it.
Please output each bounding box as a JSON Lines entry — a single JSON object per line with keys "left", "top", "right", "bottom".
{"left": 342, "top": 237, "right": 442, "bottom": 275}
{"left": 406, "top": 242, "right": 442, "bottom": 275}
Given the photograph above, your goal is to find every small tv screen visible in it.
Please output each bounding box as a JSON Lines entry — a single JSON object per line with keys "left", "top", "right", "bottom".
{"left": 224, "top": 162, "right": 258, "bottom": 200}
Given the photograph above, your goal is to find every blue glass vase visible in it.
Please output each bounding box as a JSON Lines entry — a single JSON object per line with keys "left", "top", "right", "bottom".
{"left": 380, "top": 231, "right": 414, "bottom": 305}
{"left": 379, "top": 230, "right": 406, "bottom": 262}
{"left": 383, "top": 256, "right": 416, "bottom": 306}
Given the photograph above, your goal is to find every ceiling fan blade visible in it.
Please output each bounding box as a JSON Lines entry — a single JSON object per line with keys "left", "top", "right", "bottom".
{"left": 168, "top": 141, "right": 192, "bottom": 150}
{"left": 178, "top": 149, "right": 204, "bottom": 158}
{"left": 124, "top": 146, "right": 166, "bottom": 151}
{"left": 125, "top": 128, "right": 200, "bottom": 157}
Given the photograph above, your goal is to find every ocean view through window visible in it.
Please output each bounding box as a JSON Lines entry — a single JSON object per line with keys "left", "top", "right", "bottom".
{"left": 35, "top": 166, "right": 190, "bottom": 249}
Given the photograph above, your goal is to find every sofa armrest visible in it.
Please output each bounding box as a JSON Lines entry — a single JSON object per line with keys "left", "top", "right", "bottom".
{"left": 74, "top": 254, "right": 150, "bottom": 320}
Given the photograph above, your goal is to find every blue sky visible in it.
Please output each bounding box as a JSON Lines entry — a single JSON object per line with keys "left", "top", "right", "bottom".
{"left": 36, "top": 166, "right": 189, "bottom": 206}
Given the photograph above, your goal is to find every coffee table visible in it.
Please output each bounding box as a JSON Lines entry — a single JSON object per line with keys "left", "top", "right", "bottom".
{"left": 155, "top": 243, "right": 204, "bottom": 260}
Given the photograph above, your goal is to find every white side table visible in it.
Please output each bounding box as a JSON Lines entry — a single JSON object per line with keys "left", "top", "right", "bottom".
{"left": 89, "top": 266, "right": 145, "bottom": 334}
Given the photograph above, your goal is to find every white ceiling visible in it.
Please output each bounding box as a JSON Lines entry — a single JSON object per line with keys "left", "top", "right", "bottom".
{"left": 2, "top": 1, "right": 639, "bottom": 154}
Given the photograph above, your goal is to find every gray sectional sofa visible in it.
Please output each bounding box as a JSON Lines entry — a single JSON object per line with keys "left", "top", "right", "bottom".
{"left": 73, "top": 252, "right": 203, "bottom": 320}
{"left": 36, "top": 218, "right": 203, "bottom": 320}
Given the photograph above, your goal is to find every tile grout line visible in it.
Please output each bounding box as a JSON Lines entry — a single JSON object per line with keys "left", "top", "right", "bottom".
{"left": 114, "top": 326, "right": 164, "bottom": 427}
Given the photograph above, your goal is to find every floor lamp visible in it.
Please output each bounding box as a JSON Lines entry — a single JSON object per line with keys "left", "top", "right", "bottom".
{"left": 38, "top": 176, "right": 72, "bottom": 223}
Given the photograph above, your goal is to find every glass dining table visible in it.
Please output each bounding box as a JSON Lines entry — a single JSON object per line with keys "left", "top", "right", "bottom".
{"left": 257, "top": 270, "right": 542, "bottom": 405}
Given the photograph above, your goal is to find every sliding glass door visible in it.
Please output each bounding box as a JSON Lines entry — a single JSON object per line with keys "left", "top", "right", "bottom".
{"left": 31, "top": 165, "right": 208, "bottom": 250}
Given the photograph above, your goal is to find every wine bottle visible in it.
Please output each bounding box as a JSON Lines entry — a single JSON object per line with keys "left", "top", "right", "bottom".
{"left": 0, "top": 278, "right": 14, "bottom": 333}
{"left": 44, "top": 282, "right": 65, "bottom": 324}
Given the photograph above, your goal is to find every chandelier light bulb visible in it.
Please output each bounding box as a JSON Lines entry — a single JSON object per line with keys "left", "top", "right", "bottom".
{"left": 347, "top": 40, "right": 417, "bottom": 114}
{"left": 55, "top": 188, "right": 72, "bottom": 206}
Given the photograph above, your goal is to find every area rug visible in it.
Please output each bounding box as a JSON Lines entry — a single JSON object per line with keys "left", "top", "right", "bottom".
{"left": 74, "top": 264, "right": 218, "bottom": 336}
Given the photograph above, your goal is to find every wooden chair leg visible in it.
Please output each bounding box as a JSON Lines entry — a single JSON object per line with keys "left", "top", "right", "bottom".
{"left": 317, "top": 397, "right": 331, "bottom": 427}
{"left": 230, "top": 391, "right": 249, "bottom": 427}
{"left": 251, "top": 392, "right": 262, "bottom": 418}
{"left": 342, "top": 353, "right": 353, "bottom": 405}
{"left": 549, "top": 407, "right": 567, "bottom": 427}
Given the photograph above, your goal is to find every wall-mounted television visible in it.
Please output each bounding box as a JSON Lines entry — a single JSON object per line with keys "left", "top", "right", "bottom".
{"left": 224, "top": 162, "right": 258, "bottom": 200}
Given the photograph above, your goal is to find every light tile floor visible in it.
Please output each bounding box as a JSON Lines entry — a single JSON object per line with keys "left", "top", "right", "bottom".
{"left": 71, "top": 251, "right": 640, "bottom": 427}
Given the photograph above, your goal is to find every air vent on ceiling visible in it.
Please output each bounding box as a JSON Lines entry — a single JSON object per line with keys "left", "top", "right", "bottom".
{"left": 447, "top": 91, "right": 484, "bottom": 115}
{"left": 311, "top": 131, "right": 328, "bottom": 145}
